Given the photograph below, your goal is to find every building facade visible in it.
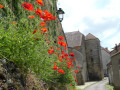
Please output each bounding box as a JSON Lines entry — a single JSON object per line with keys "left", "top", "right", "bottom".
{"left": 65, "top": 31, "right": 104, "bottom": 85}
{"left": 107, "top": 44, "right": 120, "bottom": 90}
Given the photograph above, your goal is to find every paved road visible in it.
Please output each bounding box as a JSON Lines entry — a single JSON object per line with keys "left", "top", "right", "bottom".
{"left": 85, "top": 78, "right": 108, "bottom": 90}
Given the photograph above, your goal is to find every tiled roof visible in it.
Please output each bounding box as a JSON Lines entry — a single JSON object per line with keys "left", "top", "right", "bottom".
{"left": 101, "top": 47, "right": 110, "bottom": 53}
{"left": 65, "top": 31, "right": 83, "bottom": 47}
{"left": 85, "top": 33, "right": 99, "bottom": 40}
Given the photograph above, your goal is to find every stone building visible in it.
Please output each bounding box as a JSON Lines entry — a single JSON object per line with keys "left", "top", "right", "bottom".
{"left": 101, "top": 47, "right": 111, "bottom": 74}
{"left": 107, "top": 44, "right": 120, "bottom": 90}
{"left": 85, "top": 33, "right": 104, "bottom": 81}
{"left": 65, "top": 31, "right": 104, "bottom": 85}
{"left": 65, "top": 31, "right": 87, "bottom": 85}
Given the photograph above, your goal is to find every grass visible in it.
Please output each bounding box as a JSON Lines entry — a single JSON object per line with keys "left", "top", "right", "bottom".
{"left": 106, "top": 84, "right": 114, "bottom": 90}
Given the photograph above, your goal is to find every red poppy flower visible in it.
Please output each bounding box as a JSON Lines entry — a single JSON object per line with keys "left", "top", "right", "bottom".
{"left": 78, "top": 66, "right": 80, "bottom": 68}
{"left": 70, "top": 84, "right": 72, "bottom": 86}
{"left": 66, "top": 61, "right": 73, "bottom": 68}
{"left": 0, "top": 5, "right": 3, "bottom": 8}
{"left": 65, "top": 57, "right": 70, "bottom": 60}
{"left": 73, "top": 58, "right": 75, "bottom": 61}
{"left": 70, "top": 53, "right": 74, "bottom": 57}
{"left": 67, "top": 58, "right": 72, "bottom": 62}
{"left": 33, "top": 30, "right": 37, "bottom": 34}
{"left": 38, "top": 10, "right": 56, "bottom": 21}
{"left": 28, "top": 15, "right": 35, "bottom": 19}
{"left": 22, "top": 2, "right": 34, "bottom": 11}
{"left": 59, "top": 59, "right": 63, "bottom": 62}
{"left": 57, "top": 48, "right": 60, "bottom": 50}
{"left": 52, "top": 17, "right": 57, "bottom": 20}
{"left": 35, "top": 0, "right": 43, "bottom": 5}
{"left": 74, "top": 70, "right": 79, "bottom": 74}
{"left": 41, "top": 28, "right": 48, "bottom": 32}
{"left": 58, "top": 36, "right": 64, "bottom": 40}
{"left": 75, "top": 79, "right": 77, "bottom": 82}
{"left": 53, "top": 66, "right": 58, "bottom": 70}
{"left": 58, "top": 41, "right": 67, "bottom": 46}
{"left": 39, "top": 22, "right": 46, "bottom": 27}
{"left": 61, "top": 51, "right": 65, "bottom": 54}
{"left": 64, "top": 47, "right": 67, "bottom": 49}
{"left": 64, "top": 53, "right": 69, "bottom": 57}
{"left": 35, "top": 9, "right": 43, "bottom": 16}
{"left": 48, "top": 49, "right": 54, "bottom": 54}
{"left": 59, "top": 55, "right": 64, "bottom": 58}
{"left": 54, "top": 63, "right": 57, "bottom": 65}
{"left": 57, "top": 69, "right": 65, "bottom": 74}
{"left": 73, "top": 76, "right": 75, "bottom": 78}
{"left": 67, "top": 66, "right": 70, "bottom": 69}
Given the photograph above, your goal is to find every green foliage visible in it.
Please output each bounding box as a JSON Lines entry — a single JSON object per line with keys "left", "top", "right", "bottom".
{"left": 106, "top": 84, "right": 114, "bottom": 90}
{"left": 0, "top": 16, "right": 53, "bottom": 84}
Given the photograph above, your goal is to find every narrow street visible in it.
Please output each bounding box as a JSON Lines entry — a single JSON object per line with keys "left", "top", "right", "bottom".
{"left": 85, "top": 78, "right": 108, "bottom": 90}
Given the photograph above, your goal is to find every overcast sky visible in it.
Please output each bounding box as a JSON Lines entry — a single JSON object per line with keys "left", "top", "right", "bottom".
{"left": 57, "top": 0, "right": 120, "bottom": 51}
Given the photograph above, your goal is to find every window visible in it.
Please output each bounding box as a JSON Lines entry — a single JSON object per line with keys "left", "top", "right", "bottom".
{"left": 90, "top": 50, "right": 93, "bottom": 52}
{"left": 91, "top": 57, "right": 94, "bottom": 62}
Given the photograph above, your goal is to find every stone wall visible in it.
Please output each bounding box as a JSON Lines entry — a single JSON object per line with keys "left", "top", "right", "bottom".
{"left": 74, "top": 35, "right": 88, "bottom": 82}
{"left": 85, "top": 39, "right": 104, "bottom": 80}
{"left": 68, "top": 48, "right": 85, "bottom": 85}
{"left": 0, "top": 59, "right": 47, "bottom": 90}
{"left": 43, "top": 0, "right": 65, "bottom": 37}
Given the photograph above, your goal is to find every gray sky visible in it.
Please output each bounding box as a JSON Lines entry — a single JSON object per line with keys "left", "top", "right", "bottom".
{"left": 57, "top": 0, "right": 120, "bottom": 50}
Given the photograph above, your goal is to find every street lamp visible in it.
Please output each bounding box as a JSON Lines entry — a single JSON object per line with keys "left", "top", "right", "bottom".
{"left": 57, "top": 8, "right": 65, "bottom": 22}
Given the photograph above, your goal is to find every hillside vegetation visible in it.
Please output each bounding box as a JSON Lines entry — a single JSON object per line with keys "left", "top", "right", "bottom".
{"left": 0, "top": 0, "right": 77, "bottom": 89}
